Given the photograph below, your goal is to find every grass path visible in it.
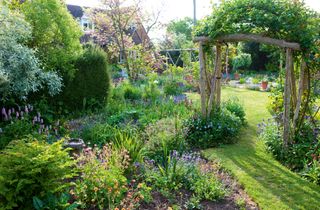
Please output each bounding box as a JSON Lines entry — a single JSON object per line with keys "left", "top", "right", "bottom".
{"left": 197, "top": 87, "right": 320, "bottom": 210}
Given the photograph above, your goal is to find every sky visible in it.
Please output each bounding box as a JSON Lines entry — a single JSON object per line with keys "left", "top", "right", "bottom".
{"left": 65, "top": 0, "right": 320, "bottom": 40}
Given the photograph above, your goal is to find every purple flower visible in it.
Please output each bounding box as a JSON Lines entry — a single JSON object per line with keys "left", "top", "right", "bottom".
{"left": 1, "top": 107, "right": 8, "bottom": 121}
{"left": 16, "top": 112, "right": 19, "bottom": 119}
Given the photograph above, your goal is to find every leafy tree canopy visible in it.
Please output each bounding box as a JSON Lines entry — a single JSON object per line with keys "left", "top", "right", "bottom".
{"left": 194, "top": 0, "right": 319, "bottom": 72}
{"left": 0, "top": 5, "right": 62, "bottom": 100}
{"left": 167, "top": 17, "right": 194, "bottom": 41}
{"left": 20, "top": 0, "right": 83, "bottom": 79}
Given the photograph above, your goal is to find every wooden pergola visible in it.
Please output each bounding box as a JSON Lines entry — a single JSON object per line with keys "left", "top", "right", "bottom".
{"left": 194, "top": 33, "right": 306, "bottom": 147}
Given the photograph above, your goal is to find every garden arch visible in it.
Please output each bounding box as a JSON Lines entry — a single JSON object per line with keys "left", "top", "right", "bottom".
{"left": 194, "top": 33, "right": 305, "bottom": 147}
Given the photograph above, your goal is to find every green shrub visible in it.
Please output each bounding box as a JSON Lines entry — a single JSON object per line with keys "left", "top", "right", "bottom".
{"left": 0, "top": 119, "right": 34, "bottom": 149}
{"left": 301, "top": 160, "right": 320, "bottom": 185}
{"left": 73, "top": 145, "right": 128, "bottom": 209}
{"left": 163, "top": 80, "right": 184, "bottom": 96}
{"left": 184, "top": 108, "right": 242, "bottom": 149}
{"left": 64, "top": 44, "right": 110, "bottom": 110}
{"left": 0, "top": 139, "right": 75, "bottom": 209}
{"left": 144, "top": 117, "right": 186, "bottom": 162}
{"left": 239, "top": 78, "right": 246, "bottom": 84}
{"left": 145, "top": 151, "right": 226, "bottom": 201}
{"left": 259, "top": 119, "right": 320, "bottom": 171}
{"left": 143, "top": 81, "right": 161, "bottom": 102}
{"left": 223, "top": 97, "right": 246, "bottom": 124}
{"left": 112, "top": 131, "right": 147, "bottom": 165}
{"left": 191, "top": 173, "right": 226, "bottom": 201}
{"left": 81, "top": 123, "right": 117, "bottom": 147}
{"left": 122, "top": 83, "right": 142, "bottom": 101}
{"left": 73, "top": 144, "right": 151, "bottom": 209}
{"left": 232, "top": 53, "right": 252, "bottom": 71}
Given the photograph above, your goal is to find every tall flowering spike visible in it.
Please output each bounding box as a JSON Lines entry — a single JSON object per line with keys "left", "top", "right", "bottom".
{"left": 25, "top": 106, "right": 28, "bottom": 114}
{"left": 1, "top": 107, "right": 6, "bottom": 116}
{"left": 16, "top": 112, "right": 19, "bottom": 119}
{"left": 40, "top": 118, "right": 44, "bottom": 124}
{"left": 12, "top": 108, "right": 15, "bottom": 113}
{"left": 1, "top": 108, "right": 8, "bottom": 121}
{"left": 37, "top": 112, "right": 41, "bottom": 118}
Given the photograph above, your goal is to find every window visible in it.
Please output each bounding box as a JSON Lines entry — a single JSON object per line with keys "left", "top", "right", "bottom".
{"left": 80, "top": 16, "right": 94, "bottom": 32}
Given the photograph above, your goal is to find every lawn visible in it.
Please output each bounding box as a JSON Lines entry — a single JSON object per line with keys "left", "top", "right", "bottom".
{"left": 192, "top": 87, "right": 320, "bottom": 210}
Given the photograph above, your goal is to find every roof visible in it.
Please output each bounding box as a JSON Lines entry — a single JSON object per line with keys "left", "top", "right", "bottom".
{"left": 67, "top": 4, "right": 83, "bottom": 19}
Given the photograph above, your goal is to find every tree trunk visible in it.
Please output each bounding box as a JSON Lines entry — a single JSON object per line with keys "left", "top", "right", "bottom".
{"left": 283, "top": 48, "right": 293, "bottom": 148}
{"left": 225, "top": 46, "right": 229, "bottom": 80}
{"left": 293, "top": 60, "right": 306, "bottom": 130}
{"left": 215, "top": 44, "right": 222, "bottom": 108}
{"left": 207, "top": 44, "right": 221, "bottom": 117}
{"left": 290, "top": 59, "right": 297, "bottom": 111}
{"left": 199, "top": 43, "right": 207, "bottom": 117}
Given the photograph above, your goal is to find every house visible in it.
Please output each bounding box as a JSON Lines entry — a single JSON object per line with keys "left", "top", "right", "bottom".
{"left": 67, "top": 4, "right": 151, "bottom": 47}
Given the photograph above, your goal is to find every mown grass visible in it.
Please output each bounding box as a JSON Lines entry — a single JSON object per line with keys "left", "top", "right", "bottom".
{"left": 191, "top": 87, "right": 320, "bottom": 210}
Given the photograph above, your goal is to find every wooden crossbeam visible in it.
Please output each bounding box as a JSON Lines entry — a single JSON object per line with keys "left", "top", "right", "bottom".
{"left": 194, "top": 34, "right": 301, "bottom": 50}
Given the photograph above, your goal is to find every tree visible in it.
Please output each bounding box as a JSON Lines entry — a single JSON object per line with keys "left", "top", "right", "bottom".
{"left": 0, "top": 5, "right": 62, "bottom": 100}
{"left": 20, "top": 0, "right": 83, "bottom": 80}
{"left": 167, "top": 17, "right": 194, "bottom": 41}
{"left": 89, "top": 0, "right": 141, "bottom": 78}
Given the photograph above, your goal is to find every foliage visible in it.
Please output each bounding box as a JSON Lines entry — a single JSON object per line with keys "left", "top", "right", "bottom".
{"left": 0, "top": 139, "right": 75, "bottom": 209}
{"left": 204, "top": 87, "right": 320, "bottom": 209}
{"left": 72, "top": 145, "right": 129, "bottom": 209}
{"left": 0, "top": 104, "right": 65, "bottom": 148}
{"left": 144, "top": 117, "right": 186, "bottom": 163}
{"left": 73, "top": 144, "right": 150, "bottom": 209}
{"left": 145, "top": 151, "right": 226, "bottom": 201}
{"left": 123, "top": 82, "right": 143, "bottom": 101}
{"left": 64, "top": 44, "right": 111, "bottom": 110}
{"left": 81, "top": 123, "right": 118, "bottom": 147}
{"left": 33, "top": 193, "right": 78, "bottom": 210}
{"left": 21, "top": 0, "right": 82, "bottom": 78}
{"left": 301, "top": 160, "right": 320, "bottom": 185}
{"left": 195, "top": 0, "right": 319, "bottom": 50}
{"left": 239, "top": 78, "right": 246, "bottom": 84}
{"left": 167, "top": 17, "right": 194, "bottom": 41}
{"left": 184, "top": 108, "right": 242, "bottom": 149}
{"left": 223, "top": 97, "right": 246, "bottom": 124}
{"left": 163, "top": 80, "right": 184, "bottom": 96}
{"left": 112, "top": 131, "right": 147, "bottom": 165}
{"left": 89, "top": 0, "right": 144, "bottom": 77}
{"left": 259, "top": 118, "right": 320, "bottom": 172}
{"left": 142, "top": 79, "right": 162, "bottom": 103}
{"left": 0, "top": 6, "right": 62, "bottom": 99}
{"left": 232, "top": 53, "right": 252, "bottom": 71}
{"left": 0, "top": 118, "right": 34, "bottom": 149}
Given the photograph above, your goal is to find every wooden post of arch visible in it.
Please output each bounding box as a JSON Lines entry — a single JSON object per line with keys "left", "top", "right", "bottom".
{"left": 207, "top": 43, "right": 222, "bottom": 117}
{"left": 283, "top": 48, "right": 293, "bottom": 147}
{"left": 215, "top": 44, "right": 222, "bottom": 107}
{"left": 199, "top": 43, "right": 207, "bottom": 117}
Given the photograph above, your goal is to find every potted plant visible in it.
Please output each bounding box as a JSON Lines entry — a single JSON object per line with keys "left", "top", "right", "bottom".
{"left": 261, "top": 76, "right": 269, "bottom": 90}
{"left": 234, "top": 70, "right": 240, "bottom": 80}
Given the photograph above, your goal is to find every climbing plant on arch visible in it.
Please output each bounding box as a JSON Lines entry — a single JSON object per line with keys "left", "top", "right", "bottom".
{"left": 193, "top": 0, "right": 320, "bottom": 147}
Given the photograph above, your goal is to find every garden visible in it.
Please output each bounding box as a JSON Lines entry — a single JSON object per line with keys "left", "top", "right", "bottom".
{"left": 0, "top": 0, "right": 319, "bottom": 209}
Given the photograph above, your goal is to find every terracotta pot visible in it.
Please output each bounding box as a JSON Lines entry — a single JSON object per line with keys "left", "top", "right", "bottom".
{"left": 261, "top": 81, "right": 268, "bottom": 90}
{"left": 234, "top": 73, "right": 240, "bottom": 80}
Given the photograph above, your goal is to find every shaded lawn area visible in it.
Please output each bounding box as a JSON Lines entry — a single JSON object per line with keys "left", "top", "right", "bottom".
{"left": 190, "top": 87, "right": 320, "bottom": 210}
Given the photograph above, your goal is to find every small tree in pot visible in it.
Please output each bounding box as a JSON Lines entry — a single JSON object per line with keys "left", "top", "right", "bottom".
{"left": 232, "top": 53, "right": 252, "bottom": 80}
